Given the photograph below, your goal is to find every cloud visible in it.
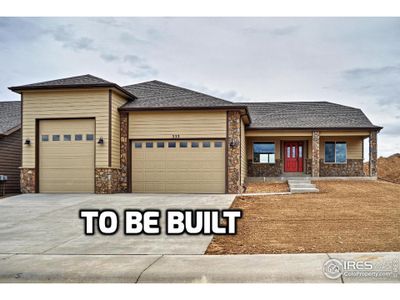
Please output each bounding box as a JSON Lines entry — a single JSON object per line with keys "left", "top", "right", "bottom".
{"left": 342, "top": 64, "right": 400, "bottom": 109}
{"left": 118, "top": 54, "right": 158, "bottom": 78}
{"left": 243, "top": 25, "right": 299, "bottom": 36}
{"left": 180, "top": 82, "right": 248, "bottom": 102}
{"left": 49, "top": 25, "right": 95, "bottom": 51}
{"left": 100, "top": 53, "right": 119, "bottom": 62}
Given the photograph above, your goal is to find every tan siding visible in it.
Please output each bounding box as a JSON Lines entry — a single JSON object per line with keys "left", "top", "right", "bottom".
{"left": 320, "top": 130, "right": 369, "bottom": 137}
{"left": 240, "top": 119, "right": 247, "bottom": 185}
{"left": 111, "top": 91, "right": 128, "bottom": 168}
{"left": 246, "top": 130, "right": 312, "bottom": 137}
{"left": 0, "top": 129, "right": 21, "bottom": 193}
{"left": 129, "top": 111, "right": 227, "bottom": 139}
{"left": 22, "top": 89, "right": 109, "bottom": 168}
{"left": 320, "top": 136, "right": 364, "bottom": 160}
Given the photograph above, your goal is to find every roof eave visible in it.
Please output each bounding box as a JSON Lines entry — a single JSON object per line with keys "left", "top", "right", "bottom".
{"left": 118, "top": 105, "right": 249, "bottom": 112}
{"left": 0, "top": 124, "right": 21, "bottom": 136}
{"left": 246, "top": 126, "right": 383, "bottom": 131}
{"left": 8, "top": 84, "right": 137, "bottom": 100}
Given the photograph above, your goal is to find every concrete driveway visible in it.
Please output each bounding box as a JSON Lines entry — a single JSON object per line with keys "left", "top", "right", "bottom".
{"left": 0, "top": 193, "right": 235, "bottom": 255}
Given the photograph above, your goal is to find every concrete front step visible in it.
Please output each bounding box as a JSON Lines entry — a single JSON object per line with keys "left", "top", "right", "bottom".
{"left": 288, "top": 179, "right": 319, "bottom": 193}
{"left": 290, "top": 184, "right": 316, "bottom": 188}
{"left": 290, "top": 187, "right": 319, "bottom": 193}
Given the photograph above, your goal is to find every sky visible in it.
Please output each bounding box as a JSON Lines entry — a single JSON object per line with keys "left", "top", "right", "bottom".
{"left": 0, "top": 17, "right": 399, "bottom": 157}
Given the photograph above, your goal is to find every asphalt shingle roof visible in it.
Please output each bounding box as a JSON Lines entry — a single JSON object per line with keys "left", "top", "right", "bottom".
{"left": 121, "top": 80, "right": 245, "bottom": 109}
{"left": 241, "top": 101, "right": 380, "bottom": 129}
{"left": 0, "top": 101, "right": 21, "bottom": 135}
{"left": 9, "top": 74, "right": 136, "bottom": 99}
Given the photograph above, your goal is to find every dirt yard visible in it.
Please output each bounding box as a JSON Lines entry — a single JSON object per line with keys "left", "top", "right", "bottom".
{"left": 244, "top": 182, "right": 289, "bottom": 193}
{"left": 207, "top": 180, "right": 400, "bottom": 254}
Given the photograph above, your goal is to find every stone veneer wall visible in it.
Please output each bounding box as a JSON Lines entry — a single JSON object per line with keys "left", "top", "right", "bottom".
{"left": 369, "top": 130, "right": 378, "bottom": 177}
{"left": 305, "top": 158, "right": 312, "bottom": 175}
{"left": 20, "top": 168, "right": 36, "bottom": 193}
{"left": 311, "top": 131, "right": 320, "bottom": 177}
{"left": 227, "top": 111, "right": 241, "bottom": 193}
{"left": 120, "top": 112, "right": 129, "bottom": 192}
{"left": 95, "top": 168, "right": 121, "bottom": 194}
{"left": 319, "top": 159, "right": 364, "bottom": 177}
{"left": 247, "top": 159, "right": 282, "bottom": 177}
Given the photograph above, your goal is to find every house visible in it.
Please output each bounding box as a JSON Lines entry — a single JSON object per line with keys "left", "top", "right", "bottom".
{"left": 0, "top": 101, "right": 21, "bottom": 194}
{"left": 8, "top": 74, "right": 382, "bottom": 194}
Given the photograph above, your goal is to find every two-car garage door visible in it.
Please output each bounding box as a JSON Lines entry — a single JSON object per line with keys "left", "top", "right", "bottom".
{"left": 131, "top": 140, "right": 226, "bottom": 193}
{"left": 39, "top": 119, "right": 95, "bottom": 193}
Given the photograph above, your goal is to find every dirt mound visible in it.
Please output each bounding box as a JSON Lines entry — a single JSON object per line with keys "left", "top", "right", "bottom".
{"left": 364, "top": 153, "right": 400, "bottom": 184}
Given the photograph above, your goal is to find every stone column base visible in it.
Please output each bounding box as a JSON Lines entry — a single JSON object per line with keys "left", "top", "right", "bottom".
{"left": 20, "top": 168, "right": 36, "bottom": 193}
{"left": 95, "top": 168, "right": 121, "bottom": 194}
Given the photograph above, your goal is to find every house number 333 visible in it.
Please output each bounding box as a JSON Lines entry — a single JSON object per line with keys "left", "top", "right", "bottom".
{"left": 172, "top": 134, "right": 180, "bottom": 138}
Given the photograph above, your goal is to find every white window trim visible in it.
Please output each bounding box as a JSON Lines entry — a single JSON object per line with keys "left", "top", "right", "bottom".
{"left": 324, "top": 141, "right": 347, "bottom": 164}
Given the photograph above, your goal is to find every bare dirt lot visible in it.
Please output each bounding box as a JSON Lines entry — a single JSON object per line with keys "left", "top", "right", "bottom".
{"left": 207, "top": 180, "right": 400, "bottom": 254}
{"left": 244, "top": 182, "right": 289, "bottom": 193}
{"left": 365, "top": 153, "right": 400, "bottom": 184}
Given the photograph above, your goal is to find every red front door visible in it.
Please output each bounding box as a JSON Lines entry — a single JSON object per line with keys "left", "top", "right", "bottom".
{"left": 284, "top": 142, "right": 304, "bottom": 172}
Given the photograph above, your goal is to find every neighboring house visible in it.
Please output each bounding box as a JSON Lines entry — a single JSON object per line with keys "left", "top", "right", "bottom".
{"left": 9, "top": 74, "right": 382, "bottom": 194}
{"left": 0, "top": 101, "right": 21, "bottom": 194}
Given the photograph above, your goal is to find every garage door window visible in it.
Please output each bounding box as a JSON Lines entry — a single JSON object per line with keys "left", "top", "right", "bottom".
{"left": 203, "top": 141, "right": 211, "bottom": 148}
{"left": 168, "top": 142, "right": 176, "bottom": 148}
{"left": 215, "top": 141, "right": 223, "bottom": 148}
{"left": 41, "top": 135, "right": 49, "bottom": 142}
{"left": 191, "top": 141, "right": 199, "bottom": 148}
{"left": 75, "top": 134, "right": 83, "bottom": 141}
{"left": 64, "top": 135, "right": 71, "bottom": 141}
{"left": 180, "top": 141, "right": 188, "bottom": 148}
{"left": 157, "top": 142, "right": 164, "bottom": 148}
{"left": 52, "top": 135, "right": 60, "bottom": 141}
{"left": 134, "top": 142, "right": 142, "bottom": 148}
{"left": 146, "top": 142, "right": 153, "bottom": 148}
{"left": 86, "top": 134, "right": 94, "bottom": 141}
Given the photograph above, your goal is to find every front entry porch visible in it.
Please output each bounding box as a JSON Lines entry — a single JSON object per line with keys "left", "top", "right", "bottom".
{"left": 244, "top": 129, "right": 378, "bottom": 180}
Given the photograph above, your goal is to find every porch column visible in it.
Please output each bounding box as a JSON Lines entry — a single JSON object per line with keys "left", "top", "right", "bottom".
{"left": 311, "top": 130, "right": 320, "bottom": 177}
{"left": 369, "top": 130, "right": 378, "bottom": 177}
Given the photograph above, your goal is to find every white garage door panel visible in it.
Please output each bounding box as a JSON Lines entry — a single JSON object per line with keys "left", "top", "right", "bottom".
{"left": 39, "top": 119, "right": 95, "bottom": 193}
{"left": 132, "top": 140, "right": 225, "bottom": 193}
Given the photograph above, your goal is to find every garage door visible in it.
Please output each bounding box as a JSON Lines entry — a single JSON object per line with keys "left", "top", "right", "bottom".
{"left": 39, "top": 119, "right": 95, "bottom": 193}
{"left": 132, "top": 140, "right": 225, "bottom": 193}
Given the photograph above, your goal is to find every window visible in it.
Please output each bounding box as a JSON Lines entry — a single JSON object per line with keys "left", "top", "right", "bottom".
{"left": 203, "top": 141, "right": 211, "bottom": 148}
{"left": 180, "top": 141, "right": 188, "bottom": 148}
{"left": 146, "top": 142, "right": 153, "bottom": 148}
{"left": 253, "top": 142, "right": 275, "bottom": 164}
{"left": 63, "top": 135, "right": 71, "bottom": 141}
{"left": 86, "top": 134, "right": 94, "bottom": 141}
{"left": 215, "top": 141, "right": 223, "bottom": 148}
{"left": 325, "top": 142, "right": 347, "bottom": 163}
{"left": 52, "top": 135, "right": 60, "bottom": 141}
{"left": 157, "top": 142, "right": 164, "bottom": 148}
{"left": 41, "top": 135, "right": 49, "bottom": 142}
{"left": 191, "top": 141, "right": 199, "bottom": 148}
{"left": 168, "top": 142, "right": 176, "bottom": 148}
{"left": 134, "top": 142, "right": 142, "bottom": 148}
{"left": 75, "top": 134, "right": 83, "bottom": 141}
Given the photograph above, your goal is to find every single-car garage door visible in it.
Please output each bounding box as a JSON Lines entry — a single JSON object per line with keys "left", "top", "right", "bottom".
{"left": 132, "top": 140, "right": 225, "bottom": 193}
{"left": 39, "top": 119, "right": 95, "bottom": 193}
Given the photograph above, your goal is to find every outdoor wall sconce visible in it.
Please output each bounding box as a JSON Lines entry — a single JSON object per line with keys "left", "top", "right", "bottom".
{"left": 24, "top": 138, "right": 31, "bottom": 145}
{"left": 98, "top": 137, "right": 104, "bottom": 145}
{"left": 229, "top": 140, "right": 239, "bottom": 148}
